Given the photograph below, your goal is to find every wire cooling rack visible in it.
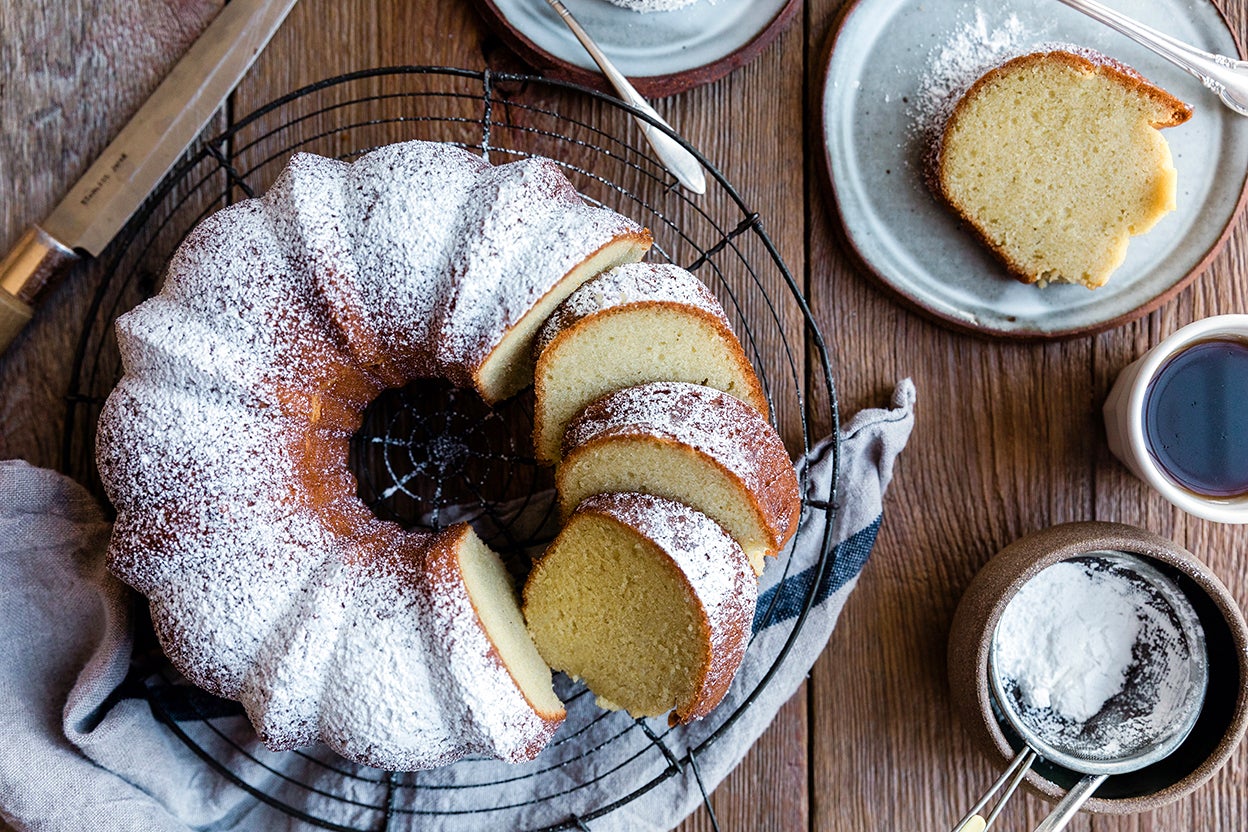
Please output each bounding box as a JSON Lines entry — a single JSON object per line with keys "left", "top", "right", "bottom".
{"left": 61, "top": 66, "right": 839, "bottom": 830}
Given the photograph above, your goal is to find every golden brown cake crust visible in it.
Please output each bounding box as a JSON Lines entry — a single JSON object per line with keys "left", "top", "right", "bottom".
{"left": 952, "top": 50, "right": 1192, "bottom": 131}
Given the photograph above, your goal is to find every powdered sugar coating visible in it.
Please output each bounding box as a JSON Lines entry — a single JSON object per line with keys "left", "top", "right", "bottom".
{"left": 418, "top": 534, "right": 561, "bottom": 760}
{"left": 534, "top": 262, "right": 731, "bottom": 358}
{"left": 603, "top": 0, "right": 703, "bottom": 11}
{"left": 95, "top": 140, "right": 651, "bottom": 769}
{"left": 270, "top": 143, "right": 648, "bottom": 391}
{"left": 562, "top": 381, "right": 800, "bottom": 551}
{"left": 315, "top": 534, "right": 559, "bottom": 770}
{"left": 573, "top": 492, "right": 756, "bottom": 723}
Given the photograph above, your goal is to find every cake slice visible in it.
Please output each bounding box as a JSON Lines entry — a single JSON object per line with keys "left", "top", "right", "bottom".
{"left": 532, "top": 262, "right": 768, "bottom": 464}
{"left": 934, "top": 49, "right": 1192, "bottom": 289}
{"left": 523, "top": 492, "right": 756, "bottom": 724}
{"left": 418, "top": 525, "right": 567, "bottom": 761}
{"left": 557, "top": 381, "right": 800, "bottom": 575}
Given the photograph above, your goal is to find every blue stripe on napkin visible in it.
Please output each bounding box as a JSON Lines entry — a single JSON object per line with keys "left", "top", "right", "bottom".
{"left": 752, "top": 515, "right": 882, "bottom": 632}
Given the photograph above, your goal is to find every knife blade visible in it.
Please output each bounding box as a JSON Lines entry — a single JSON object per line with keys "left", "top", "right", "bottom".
{"left": 0, "top": 0, "right": 298, "bottom": 355}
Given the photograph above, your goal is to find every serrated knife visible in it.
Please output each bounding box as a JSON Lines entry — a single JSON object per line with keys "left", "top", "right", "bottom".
{"left": 0, "top": 0, "right": 298, "bottom": 355}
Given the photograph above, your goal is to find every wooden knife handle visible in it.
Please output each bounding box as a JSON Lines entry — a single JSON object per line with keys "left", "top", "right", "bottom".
{"left": 0, "top": 226, "right": 79, "bottom": 355}
{"left": 0, "top": 289, "right": 33, "bottom": 355}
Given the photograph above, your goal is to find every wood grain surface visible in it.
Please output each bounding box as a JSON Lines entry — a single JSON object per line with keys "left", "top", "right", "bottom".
{"left": 2, "top": 1, "right": 1246, "bottom": 830}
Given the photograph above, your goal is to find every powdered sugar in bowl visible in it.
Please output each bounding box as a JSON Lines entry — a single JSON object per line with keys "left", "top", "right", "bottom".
{"left": 991, "top": 554, "right": 1206, "bottom": 771}
{"left": 948, "top": 522, "right": 1248, "bottom": 818}
{"left": 984, "top": 553, "right": 1207, "bottom": 830}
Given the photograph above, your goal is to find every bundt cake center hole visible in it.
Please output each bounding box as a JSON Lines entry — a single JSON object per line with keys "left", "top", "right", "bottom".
{"left": 349, "top": 379, "right": 554, "bottom": 548}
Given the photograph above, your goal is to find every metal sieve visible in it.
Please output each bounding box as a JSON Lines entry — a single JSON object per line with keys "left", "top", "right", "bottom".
{"left": 987, "top": 552, "right": 1208, "bottom": 831}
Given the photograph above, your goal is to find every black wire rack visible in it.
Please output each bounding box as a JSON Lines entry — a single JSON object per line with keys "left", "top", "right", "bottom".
{"left": 61, "top": 66, "right": 840, "bottom": 831}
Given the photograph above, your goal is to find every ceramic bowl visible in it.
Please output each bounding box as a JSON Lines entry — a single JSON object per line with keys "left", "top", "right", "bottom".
{"left": 948, "top": 521, "right": 1248, "bottom": 813}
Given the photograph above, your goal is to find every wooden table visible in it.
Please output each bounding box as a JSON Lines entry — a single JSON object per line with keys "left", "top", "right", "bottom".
{"left": 2, "top": 1, "right": 1246, "bottom": 829}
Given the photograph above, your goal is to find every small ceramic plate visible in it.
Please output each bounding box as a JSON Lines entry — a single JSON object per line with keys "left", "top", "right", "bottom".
{"left": 821, "top": 0, "right": 1248, "bottom": 338}
{"left": 473, "top": 0, "right": 800, "bottom": 97}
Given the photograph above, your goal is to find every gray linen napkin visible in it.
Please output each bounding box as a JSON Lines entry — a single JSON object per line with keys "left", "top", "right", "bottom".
{"left": 0, "top": 380, "right": 915, "bottom": 832}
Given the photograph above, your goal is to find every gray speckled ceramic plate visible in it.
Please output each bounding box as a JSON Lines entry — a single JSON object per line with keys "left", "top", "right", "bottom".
{"left": 821, "top": 0, "right": 1248, "bottom": 338}
{"left": 485, "top": 0, "right": 792, "bottom": 85}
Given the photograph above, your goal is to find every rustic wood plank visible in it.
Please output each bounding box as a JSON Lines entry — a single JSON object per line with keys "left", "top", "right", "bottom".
{"left": 0, "top": 0, "right": 225, "bottom": 465}
{"left": 667, "top": 16, "right": 810, "bottom": 832}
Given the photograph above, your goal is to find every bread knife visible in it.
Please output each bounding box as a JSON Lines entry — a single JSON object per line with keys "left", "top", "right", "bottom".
{"left": 0, "top": 0, "right": 299, "bottom": 356}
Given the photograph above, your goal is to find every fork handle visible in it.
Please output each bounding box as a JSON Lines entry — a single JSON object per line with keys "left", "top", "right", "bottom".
{"left": 1055, "top": 0, "right": 1248, "bottom": 115}
{"left": 545, "top": 0, "right": 707, "bottom": 193}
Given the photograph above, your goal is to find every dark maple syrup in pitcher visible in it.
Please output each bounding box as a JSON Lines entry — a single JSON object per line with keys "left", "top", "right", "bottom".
{"left": 1143, "top": 337, "right": 1248, "bottom": 498}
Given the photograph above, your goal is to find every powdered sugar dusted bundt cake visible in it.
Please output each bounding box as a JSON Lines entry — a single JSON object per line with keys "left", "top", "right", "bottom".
{"left": 558, "top": 381, "right": 799, "bottom": 575}
{"left": 532, "top": 262, "right": 768, "bottom": 464}
{"left": 523, "top": 492, "right": 756, "bottom": 724}
{"left": 934, "top": 49, "right": 1192, "bottom": 289}
{"left": 97, "top": 140, "right": 652, "bottom": 769}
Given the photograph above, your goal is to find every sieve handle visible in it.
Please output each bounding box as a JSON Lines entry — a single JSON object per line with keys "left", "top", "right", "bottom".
{"left": 1033, "top": 773, "right": 1109, "bottom": 832}
{"left": 951, "top": 747, "right": 1036, "bottom": 831}
{"left": 953, "top": 816, "right": 986, "bottom": 832}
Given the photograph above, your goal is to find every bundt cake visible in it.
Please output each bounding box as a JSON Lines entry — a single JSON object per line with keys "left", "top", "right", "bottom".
{"left": 558, "top": 381, "right": 799, "bottom": 575}
{"left": 532, "top": 262, "right": 768, "bottom": 464}
{"left": 933, "top": 49, "right": 1192, "bottom": 289}
{"left": 523, "top": 492, "right": 757, "bottom": 724}
{"left": 97, "top": 140, "right": 652, "bottom": 770}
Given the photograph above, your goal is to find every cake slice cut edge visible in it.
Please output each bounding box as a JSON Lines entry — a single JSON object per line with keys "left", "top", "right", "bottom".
{"left": 531, "top": 263, "right": 769, "bottom": 465}
{"left": 455, "top": 529, "right": 567, "bottom": 725}
{"left": 523, "top": 493, "right": 756, "bottom": 725}
{"left": 474, "top": 233, "right": 653, "bottom": 404}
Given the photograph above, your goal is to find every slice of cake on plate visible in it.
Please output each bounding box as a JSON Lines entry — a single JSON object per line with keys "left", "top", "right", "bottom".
{"left": 933, "top": 49, "right": 1192, "bottom": 289}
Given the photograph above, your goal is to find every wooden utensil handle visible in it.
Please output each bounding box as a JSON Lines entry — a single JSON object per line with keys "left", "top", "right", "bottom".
{"left": 0, "top": 226, "right": 79, "bottom": 354}
{"left": 0, "top": 288, "right": 33, "bottom": 354}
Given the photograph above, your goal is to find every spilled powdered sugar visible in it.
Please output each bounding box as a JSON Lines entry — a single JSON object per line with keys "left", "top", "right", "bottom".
{"left": 909, "top": 8, "right": 1119, "bottom": 150}
{"left": 910, "top": 9, "right": 1030, "bottom": 146}
{"left": 603, "top": 0, "right": 705, "bottom": 11}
